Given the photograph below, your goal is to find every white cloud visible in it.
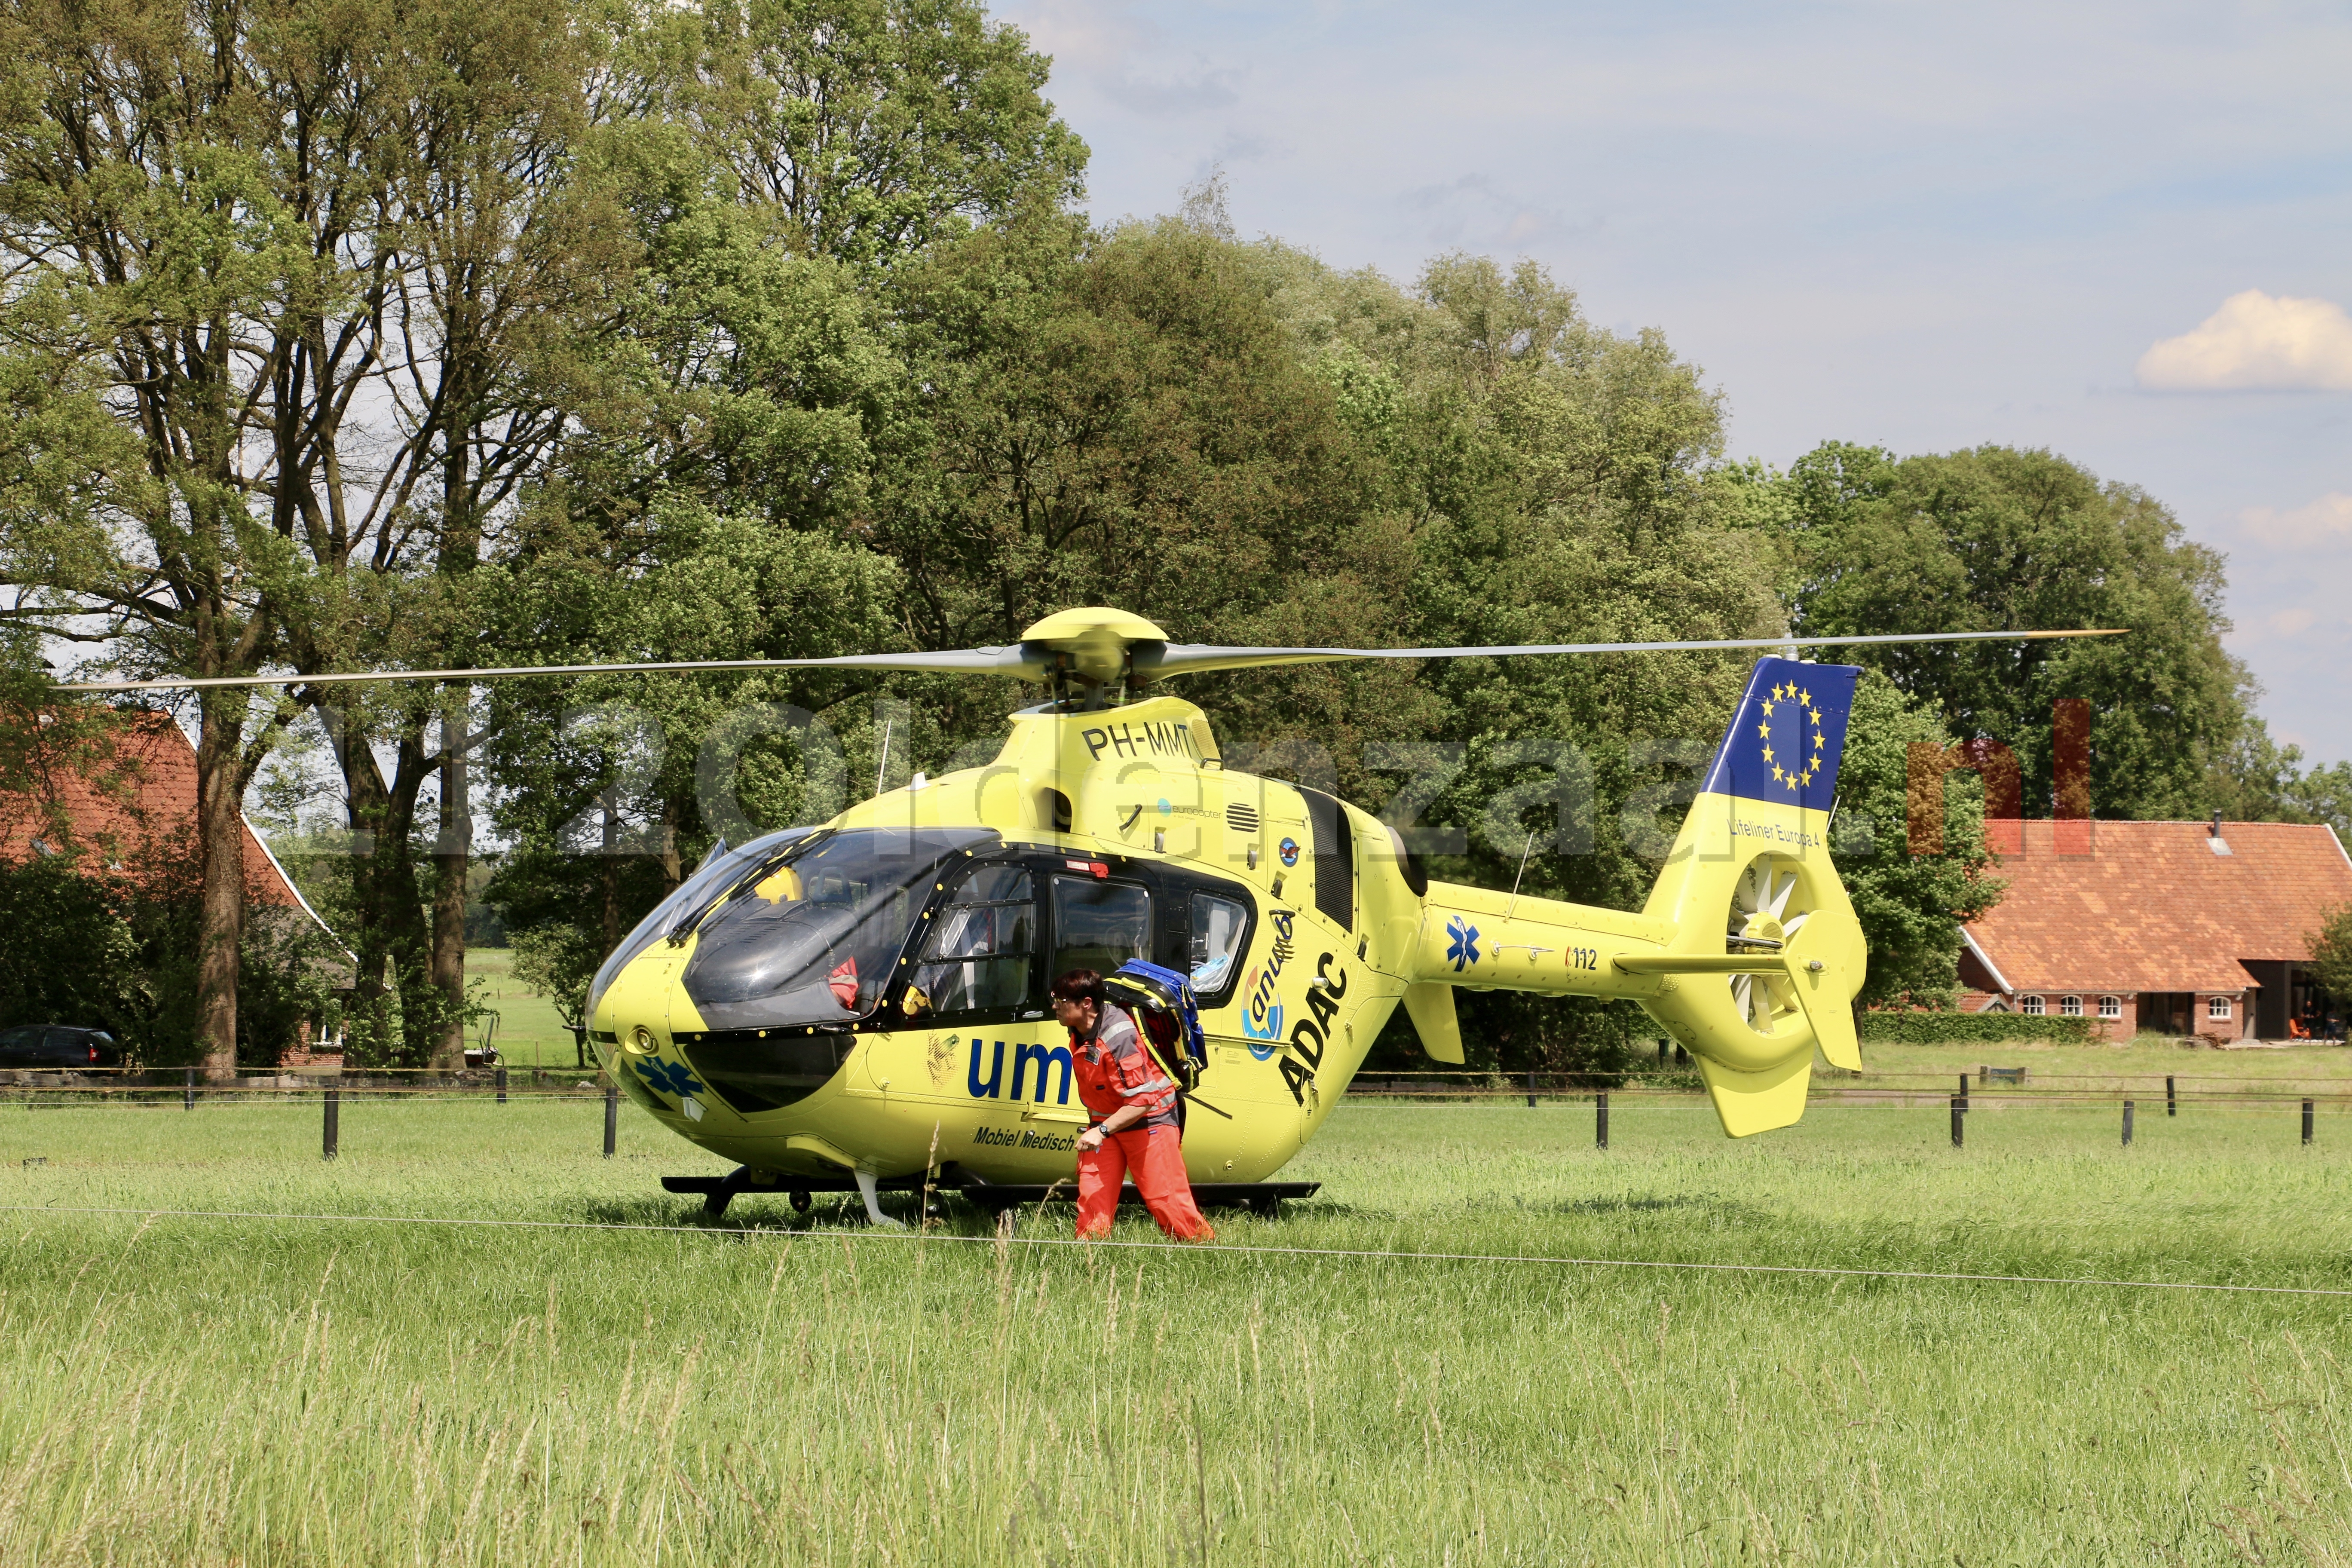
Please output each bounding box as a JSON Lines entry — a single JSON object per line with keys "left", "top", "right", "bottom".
{"left": 2240, "top": 491, "right": 2352, "bottom": 546}
{"left": 2136, "top": 291, "right": 2352, "bottom": 391}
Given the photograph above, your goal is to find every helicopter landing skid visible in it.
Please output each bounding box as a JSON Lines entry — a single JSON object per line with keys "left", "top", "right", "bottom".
{"left": 663, "top": 1167, "right": 934, "bottom": 1222}
{"left": 955, "top": 1180, "right": 1320, "bottom": 1219}
{"left": 663, "top": 1170, "right": 1318, "bottom": 1222}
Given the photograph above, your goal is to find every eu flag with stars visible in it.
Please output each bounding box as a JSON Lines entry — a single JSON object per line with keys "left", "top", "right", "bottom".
{"left": 1697, "top": 658, "right": 1862, "bottom": 812}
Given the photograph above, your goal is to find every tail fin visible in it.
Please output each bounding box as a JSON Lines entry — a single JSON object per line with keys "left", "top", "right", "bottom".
{"left": 1636, "top": 658, "right": 1867, "bottom": 1135}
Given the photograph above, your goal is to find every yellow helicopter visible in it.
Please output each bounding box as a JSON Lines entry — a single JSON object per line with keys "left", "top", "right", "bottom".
{"left": 558, "top": 607, "right": 2114, "bottom": 1225}
{"left": 77, "top": 607, "right": 2114, "bottom": 1225}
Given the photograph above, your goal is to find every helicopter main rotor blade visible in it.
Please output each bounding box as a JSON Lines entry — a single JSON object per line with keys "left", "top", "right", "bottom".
{"left": 53, "top": 625, "right": 2123, "bottom": 694}
{"left": 1136, "top": 625, "right": 2125, "bottom": 677}
{"left": 53, "top": 646, "right": 1044, "bottom": 694}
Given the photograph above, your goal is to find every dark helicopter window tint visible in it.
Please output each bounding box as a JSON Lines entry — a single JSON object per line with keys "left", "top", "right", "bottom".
{"left": 1188, "top": 891, "right": 1250, "bottom": 998}
{"left": 1050, "top": 877, "right": 1151, "bottom": 983}
{"left": 910, "top": 866, "right": 1035, "bottom": 1015}
{"left": 1302, "top": 790, "right": 1354, "bottom": 932}
{"left": 587, "top": 825, "right": 821, "bottom": 1017}
{"left": 680, "top": 828, "right": 991, "bottom": 1032}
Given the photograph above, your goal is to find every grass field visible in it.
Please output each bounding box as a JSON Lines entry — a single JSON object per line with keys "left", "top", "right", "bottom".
{"left": 6, "top": 1084, "right": 2352, "bottom": 1565}
{"left": 465, "top": 948, "right": 586, "bottom": 1069}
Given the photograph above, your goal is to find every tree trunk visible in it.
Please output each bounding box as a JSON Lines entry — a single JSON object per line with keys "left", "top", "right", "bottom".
{"left": 429, "top": 702, "right": 470, "bottom": 1070}
{"left": 332, "top": 710, "right": 432, "bottom": 1063}
{"left": 600, "top": 794, "right": 621, "bottom": 954}
{"left": 194, "top": 694, "right": 248, "bottom": 1081}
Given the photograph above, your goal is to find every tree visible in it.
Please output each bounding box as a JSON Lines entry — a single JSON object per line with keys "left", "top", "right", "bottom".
{"left": 1783, "top": 442, "right": 2248, "bottom": 823}
{"left": 649, "top": 0, "right": 1086, "bottom": 270}
{"left": 478, "top": 504, "right": 906, "bottom": 1023}
{"left": 2206, "top": 717, "right": 2352, "bottom": 842}
{"left": 0, "top": 0, "right": 637, "bottom": 1069}
{"left": 1831, "top": 671, "right": 2003, "bottom": 1005}
{"left": 0, "top": 0, "right": 351, "bottom": 1069}
{"left": 2308, "top": 902, "right": 2352, "bottom": 1019}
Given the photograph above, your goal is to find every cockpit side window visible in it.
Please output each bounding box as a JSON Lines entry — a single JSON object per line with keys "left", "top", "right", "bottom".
{"left": 1188, "top": 889, "right": 1251, "bottom": 1000}
{"left": 908, "top": 864, "right": 1037, "bottom": 1017}
{"left": 1050, "top": 876, "right": 1152, "bottom": 982}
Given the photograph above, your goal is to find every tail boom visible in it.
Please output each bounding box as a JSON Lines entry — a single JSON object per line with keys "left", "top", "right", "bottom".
{"left": 1395, "top": 657, "right": 1870, "bottom": 1139}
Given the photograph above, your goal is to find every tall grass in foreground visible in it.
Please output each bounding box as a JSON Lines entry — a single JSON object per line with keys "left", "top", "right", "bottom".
{"left": 2, "top": 1099, "right": 2351, "bottom": 1564}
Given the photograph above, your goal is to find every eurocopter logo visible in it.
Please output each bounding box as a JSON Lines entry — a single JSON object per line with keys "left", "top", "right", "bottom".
{"left": 1445, "top": 916, "right": 1481, "bottom": 971}
{"left": 1240, "top": 909, "right": 1298, "bottom": 1059}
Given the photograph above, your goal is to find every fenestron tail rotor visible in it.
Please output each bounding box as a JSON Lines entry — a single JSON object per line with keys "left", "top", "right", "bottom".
{"left": 53, "top": 605, "right": 2129, "bottom": 693}
{"left": 1727, "top": 856, "right": 1811, "bottom": 1035}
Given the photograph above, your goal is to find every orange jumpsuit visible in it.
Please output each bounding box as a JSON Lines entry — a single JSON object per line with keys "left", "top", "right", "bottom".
{"left": 1070, "top": 1003, "right": 1213, "bottom": 1241}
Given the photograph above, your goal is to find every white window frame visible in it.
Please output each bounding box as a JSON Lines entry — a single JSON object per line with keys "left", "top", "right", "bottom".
{"left": 2060, "top": 995, "right": 2083, "bottom": 1017}
{"left": 2208, "top": 994, "right": 2233, "bottom": 1020}
{"left": 2021, "top": 995, "right": 2045, "bottom": 1016}
{"left": 2098, "top": 995, "right": 2122, "bottom": 1019}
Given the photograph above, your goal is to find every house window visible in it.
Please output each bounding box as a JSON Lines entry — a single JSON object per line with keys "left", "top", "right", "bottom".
{"left": 2060, "top": 995, "right": 2083, "bottom": 1017}
{"left": 2208, "top": 994, "right": 2233, "bottom": 1020}
{"left": 2098, "top": 995, "right": 2122, "bottom": 1019}
{"left": 2021, "top": 995, "right": 2044, "bottom": 1016}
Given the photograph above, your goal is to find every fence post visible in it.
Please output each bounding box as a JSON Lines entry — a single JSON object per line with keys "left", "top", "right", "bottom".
{"left": 1950, "top": 1090, "right": 1964, "bottom": 1149}
{"left": 1595, "top": 1091, "right": 1609, "bottom": 1151}
{"left": 2167, "top": 1075, "right": 2177, "bottom": 1117}
{"left": 496, "top": 1066, "right": 508, "bottom": 1106}
{"left": 322, "top": 1086, "right": 340, "bottom": 1161}
{"left": 2122, "top": 1099, "right": 2134, "bottom": 1147}
{"left": 1526, "top": 1070, "right": 1537, "bottom": 1109}
{"left": 2304, "top": 1099, "right": 2315, "bottom": 1146}
{"left": 182, "top": 1066, "right": 195, "bottom": 1112}
{"left": 604, "top": 1078, "right": 619, "bottom": 1158}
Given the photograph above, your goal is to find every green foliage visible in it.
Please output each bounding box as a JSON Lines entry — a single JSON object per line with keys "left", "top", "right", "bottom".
{"left": 2208, "top": 717, "right": 2352, "bottom": 841}
{"left": 1782, "top": 442, "right": 2248, "bottom": 821}
{"left": 1859, "top": 1011, "right": 2095, "bottom": 1044}
{"left": 2308, "top": 900, "right": 2352, "bottom": 1008}
{"left": 4, "top": 0, "right": 2303, "bottom": 1084}
{"left": 649, "top": 0, "right": 1087, "bottom": 269}
{"left": 0, "top": 840, "right": 340, "bottom": 1068}
{"left": 1832, "top": 670, "right": 2001, "bottom": 1006}
{"left": 0, "top": 856, "right": 138, "bottom": 1035}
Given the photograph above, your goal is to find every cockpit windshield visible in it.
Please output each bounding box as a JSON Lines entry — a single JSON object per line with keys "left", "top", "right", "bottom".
{"left": 586, "top": 827, "right": 819, "bottom": 1020}
{"left": 679, "top": 828, "right": 994, "bottom": 1030}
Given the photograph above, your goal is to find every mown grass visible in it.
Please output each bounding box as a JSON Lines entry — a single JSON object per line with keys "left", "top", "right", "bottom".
{"left": 3, "top": 1096, "right": 2351, "bottom": 1564}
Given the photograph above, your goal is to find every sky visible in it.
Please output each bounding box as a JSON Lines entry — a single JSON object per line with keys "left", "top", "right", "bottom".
{"left": 992, "top": 0, "right": 2352, "bottom": 765}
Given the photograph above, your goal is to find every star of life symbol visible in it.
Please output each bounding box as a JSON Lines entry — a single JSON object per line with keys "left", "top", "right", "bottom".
{"left": 634, "top": 1057, "right": 706, "bottom": 1100}
{"left": 1445, "top": 915, "right": 1481, "bottom": 972}
{"left": 1755, "top": 681, "right": 1827, "bottom": 793}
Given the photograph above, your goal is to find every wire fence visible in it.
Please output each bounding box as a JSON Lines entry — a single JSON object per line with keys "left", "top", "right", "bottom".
{"left": 7, "top": 1066, "right": 2352, "bottom": 1113}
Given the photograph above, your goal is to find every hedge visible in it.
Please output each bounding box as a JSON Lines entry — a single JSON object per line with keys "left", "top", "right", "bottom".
{"left": 1860, "top": 1011, "right": 2096, "bottom": 1045}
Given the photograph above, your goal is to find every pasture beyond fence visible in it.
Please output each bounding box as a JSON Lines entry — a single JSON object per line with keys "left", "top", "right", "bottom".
{"left": 4, "top": 1067, "right": 2343, "bottom": 1169}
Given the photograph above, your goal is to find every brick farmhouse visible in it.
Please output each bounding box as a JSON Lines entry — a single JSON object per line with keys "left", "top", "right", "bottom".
{"left": 1957, "top": 818, "right": 2352, "bottom": 1042}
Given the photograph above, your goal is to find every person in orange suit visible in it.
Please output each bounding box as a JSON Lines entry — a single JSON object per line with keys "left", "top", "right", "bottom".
{"left": 1051, "top": 968, "right": 1214, "bottom": 1242}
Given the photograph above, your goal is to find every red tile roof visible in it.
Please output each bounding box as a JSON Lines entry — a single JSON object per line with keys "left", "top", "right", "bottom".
{"left": 1964, "top": 820, "right": 2352, "bottom": 994}
{"left": 0, "top": 709, "right": 307, "bottom": 910}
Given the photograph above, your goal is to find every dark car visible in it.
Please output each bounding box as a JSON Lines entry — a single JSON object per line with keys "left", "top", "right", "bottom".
{"left": 0, "top": 1025, "right": 121, "bottom": 1069}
